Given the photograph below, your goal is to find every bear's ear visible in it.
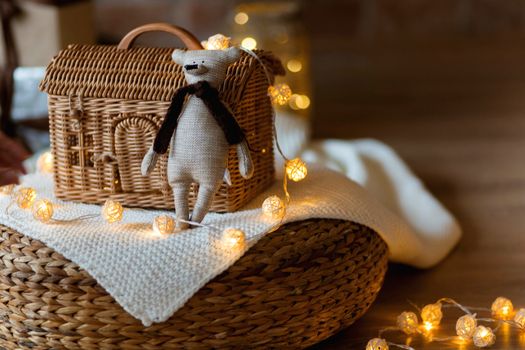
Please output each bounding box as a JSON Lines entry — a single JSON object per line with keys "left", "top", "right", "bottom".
{"left": 171, "top": 49, "right": 186, "bottom": 65}
{"left": 223, "top": 47, "right": 241, "bottom": 65}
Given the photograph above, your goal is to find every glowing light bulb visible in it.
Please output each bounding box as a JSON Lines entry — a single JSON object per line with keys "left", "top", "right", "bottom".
{"left": 262, "top": 195, "right": 286, "bottom": 219}
{"left": 37, "top": 151, "right": 54, "bottom": 173}
{"left": 16, "top": 187, "right": 36, "bottom": 209}
{"left": 423, "top": 321, "right": 433, "bottom": 332}
{"left": 203, "top": 34, "right": 231, "bottom": 50}
{"left": 491, "top": 296, "right": 514, "bottom": 320}
{"left": 33, "top": 199, "right": 54, "bottom": 223}
{"left": 286, "top": 59, "right": 302, "bottom": 73}
{"left": 102, "top": 200, "right": 123, "bottom": 223}
{"left": 472, "top": 325, "right": 496, "bottom": 348}
{"left": 0, "top": 184, "right": 15, "bottom": 195}
{"left": 285, "top": 158, "right": 307, "bottom": 182}
{"left": 514, "top": 308, "right": 525, "bottom": 329}
{"left": 234, "top": 11, "right": 249, "bottom": 25}
{"left": 366, "top": 338, "right": 389, "bottom": 350}
{"left": 421, "top": 303, "right": 443, "bottom": 328}
{"left": 396, "top": 311, "right": 419, "bottom": 335}
{"left": 153, "top": 215, "right": 175, "bottom": 235}
{"left": 456, "top": 314, "right": 477, "bottom": 339}
{"left": 221, "top": 228, "right": 246, "bottom": 250}
{"left": 268, "top": 83, "right": 292, "bottom": 105}
{"left": 241, "top": 37, "right": 257, "bottom": 50}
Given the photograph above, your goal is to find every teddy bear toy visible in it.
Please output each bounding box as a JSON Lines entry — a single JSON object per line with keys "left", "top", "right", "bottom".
{"left": 141, "top": 47, "right": 254, "bottom": 229}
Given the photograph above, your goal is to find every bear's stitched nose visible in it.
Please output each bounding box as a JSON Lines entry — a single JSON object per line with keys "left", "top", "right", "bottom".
{"left": 184, "top": 64, "right": 199, "bottom": 71}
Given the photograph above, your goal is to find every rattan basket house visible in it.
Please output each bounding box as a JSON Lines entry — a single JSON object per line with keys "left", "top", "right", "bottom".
{"left": 39, "top": 23, "right": 284, "bottom": 212}
{"left": 0, "top": 219, "right": 388, "bottom": 349}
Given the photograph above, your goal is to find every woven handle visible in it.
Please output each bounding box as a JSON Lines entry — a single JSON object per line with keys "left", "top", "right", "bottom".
{"left": 117, "top": 23, "right": 203, "bottom": 50}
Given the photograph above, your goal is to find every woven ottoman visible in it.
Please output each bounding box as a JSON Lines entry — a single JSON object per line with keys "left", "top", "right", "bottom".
{"left": 0, "top": 219, "right": 388, "bottom": 349}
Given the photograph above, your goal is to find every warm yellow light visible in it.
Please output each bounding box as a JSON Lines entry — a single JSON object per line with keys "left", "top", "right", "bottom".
{"left": 102, "top": 200, "right": 123, "bottom": 223}
{"left": 204, "top": 34, "right": 231, "bottom": 50}
{"left": 16, "top": 187, "right": 36, "bottom": 209}
{"left": 366, "top": 338, "right": 389, "bottom": 350}
{"left": 423, "top": 321, "right": 433, "bottom": 332}
{"left": 421, "top": 303, "right": 443, "bottom": 328}
{"left": 396, "top": 311, "right": 419, "bottom": 335}
{"left": 456, "top": 314, "right": 477, "bottom": 339}
{"left": 289, "top": 94, "right": 311, "bottom": 110}
{"left": 153, "top": 215, "right": 175, "bottom": 235}
{"left": 491, "top": 296, "right": 514, "bottom": 320}
{"left": 234, "top": 12, "right": 249, "bottom": 25}
{"left": 268, "top": 83, "right": 292, "bottom": 105}
{"left": 0, "top": 184, "right": 15, "bottom": 195}
{"left": 221, "top": 228, "right": 246, "bottom": 250}
{"left": 514, "top": 308, "right": 525, "bottom": 329}
{"left": 472, "top": 325, "right": 496, "bottom": 347}
{"left": 262, "top": 195, "right": 286, "bottom": 219}
{"left": 285, "top": 158, "right": 307, "bottom": 182}
{"left": 37, "top": 151, "right": 54, "bottom": 173}
{"left": 287, "top": 59, "right": 303, "bottom": 73}
{"left": 33, "top": 199, "right": 54, "bottom": 223}
{"left": 241, "top": 37, "right": 257, "bottom": 50}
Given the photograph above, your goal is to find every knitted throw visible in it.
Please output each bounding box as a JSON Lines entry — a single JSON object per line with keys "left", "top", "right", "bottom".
{"left": 0, "top": 166, "right": 442, "bottom": 326}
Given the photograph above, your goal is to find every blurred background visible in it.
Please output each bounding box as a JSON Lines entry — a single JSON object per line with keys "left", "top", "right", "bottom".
{"left": 3, "top": 1, "right": 525, "bottom": 348}
{"left": 5, "top": 0, "right": 525, "bottom": 151}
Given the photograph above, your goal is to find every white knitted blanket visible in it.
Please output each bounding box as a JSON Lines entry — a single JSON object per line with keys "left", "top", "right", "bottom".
{"left": 0, "top": 143, "right": 461, "bottom": 326}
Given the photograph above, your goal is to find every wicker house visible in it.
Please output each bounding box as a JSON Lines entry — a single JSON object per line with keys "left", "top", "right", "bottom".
{"left": 39, "top": 24, "right": 284, "bottom": 212}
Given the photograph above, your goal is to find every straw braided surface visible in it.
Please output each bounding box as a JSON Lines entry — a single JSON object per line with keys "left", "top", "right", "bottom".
{"left": 41, "top": 46, "right": 281, "bottom": 212}
{"left": 0, "top": 219, "right": 387, "bottom": 349}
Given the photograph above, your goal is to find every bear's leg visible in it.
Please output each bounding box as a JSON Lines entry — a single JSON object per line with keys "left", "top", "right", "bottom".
{"left": 172, "top": 180, "right": 191, "bottom": 230}
{"left": 191, "top": 183, "right": 219, "bottom": 224}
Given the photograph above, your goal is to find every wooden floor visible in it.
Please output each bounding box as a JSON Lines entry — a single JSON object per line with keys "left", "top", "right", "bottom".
{"left": 308, "top": 36, "right": 525, "bottom": 349}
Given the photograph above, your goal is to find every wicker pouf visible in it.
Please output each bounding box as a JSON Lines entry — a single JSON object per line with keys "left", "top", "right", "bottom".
{"left": 0, "top": 219, "right": 388, "bottom": 350}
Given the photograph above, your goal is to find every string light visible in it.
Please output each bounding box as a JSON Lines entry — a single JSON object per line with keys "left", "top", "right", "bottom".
{"left": 286, "top": 59, "right": 302, "bottom": 73}
{"left": 32, "top": 199, "right": 54, "bottom": 223}
{"left": 15, "top": 187, "right": 36, "bottom": 209}
{"left": 101, "top": 200, "right": 123, "bottom": 223}
{"left": 472, "top": 326, "right": 496, "bottom": 348}
{"left": 369, "top": 297, "right": 525, "bottom": 349}
{"left": 421, "top": 303, "right": 443, "bottom": 329}
{"left": 396, "top": 311, "right": 419, "bottom": 335}
{"left": 234, "top": 11, "right": 249, "bottom": 25}
{"left": 221, "top": 228, "right": 246, "bottom": 250}
{"left": 268, "top": 83, "right": 292, "bottom": 105}
{"left": 514, "top": 308, "right": 525, "bottom": 329}
{"left": 366, "top": 338, "right": 389, "bottom": 350}
{"left": 0, "top": 184, "right": 15, "bottom": 195}
{"left": 241, "top": 37, "right": 257, "bottom": 50}
{"left": 491, "top": 296, "right": 514, "bottom": 320}
{"left": 456, "top": 314, "right": 477, "bottom": 339}
{"left": 262, "top": 195, "right": 285, "bottom": 219}
{"left": 153, "top": 215, "right": 175, "bottom": 235}
{"left": 37, "top": 151, "right": 54, "bottom": 173}
{"left": 203, "top": 34, "right": 231, "bottom": 50}
{"left": 285, "top": 158, "right": 307, "bottom": 182}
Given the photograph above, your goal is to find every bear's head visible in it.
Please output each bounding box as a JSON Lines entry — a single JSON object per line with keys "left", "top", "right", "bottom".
{"left": 171, "top": 47, "right": 241, "bottom": 88}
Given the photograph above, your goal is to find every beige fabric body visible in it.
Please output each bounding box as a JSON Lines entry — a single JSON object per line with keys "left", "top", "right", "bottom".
{"left": 168, "top": 96, "right": 229, "bottom": 224}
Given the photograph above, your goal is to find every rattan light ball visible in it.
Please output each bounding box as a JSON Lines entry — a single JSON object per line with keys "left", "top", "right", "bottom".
{"left": 153, "top": 215, "right": 175, "bottom": 235}
{"left": 0, "top": 219, "right": 388, "bottom": 349}
{"left": 32, "top": 199, "right": 54, "bottom": 223}
{"left": 262, "top": 195, "right": 286, "bottom": 219}
{"left": 102, "top": 200, "right": 123, "bottom": 223}
{"left": 15, "top": 187, "right": 36, "bottom": 209}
